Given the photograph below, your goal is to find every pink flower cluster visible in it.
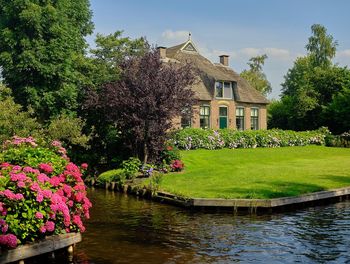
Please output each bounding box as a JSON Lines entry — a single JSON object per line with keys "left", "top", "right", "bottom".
{"left": 51, "top": 140, "right": 69, "bottom": 160}
{"left": 0, "top": 189, "right": 24, "bottom": 201}
{"left": 0, "top": 234, "right": 17, "bottom": 248}
{"left": 0, "top": 137, "right": 92, "bottom": 249}
{"left": 39, "top": 163, "right": 54, "bottom": 174}
{"left": 4, "top": 136, "right": 37, "bottom": 147}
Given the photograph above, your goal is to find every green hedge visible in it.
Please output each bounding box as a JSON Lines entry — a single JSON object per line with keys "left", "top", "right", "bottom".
{"left": 170, "top": 127, "right": 329, "bottom": 150}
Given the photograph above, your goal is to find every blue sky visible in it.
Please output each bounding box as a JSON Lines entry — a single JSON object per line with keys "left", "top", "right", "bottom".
{"left": 88, "top": 0, "right": 350, "bottom": 99}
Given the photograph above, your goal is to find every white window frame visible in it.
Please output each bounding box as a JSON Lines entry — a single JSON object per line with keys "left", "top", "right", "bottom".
{"left": 215, "top": 81, "right": 233, "bottom": 99}
{"left": 236, "top": 107, "right": 245, "bottom": 131}
{"left": 250, "top": 107, "right": 259, "bottom": 130}
{"left": 199, "top": 105, "right": 210, "bottom": 129}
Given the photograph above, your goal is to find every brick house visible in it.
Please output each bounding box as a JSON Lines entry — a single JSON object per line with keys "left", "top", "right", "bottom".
{"left": 158, "top": 37, "right": 269, "bottom": 130}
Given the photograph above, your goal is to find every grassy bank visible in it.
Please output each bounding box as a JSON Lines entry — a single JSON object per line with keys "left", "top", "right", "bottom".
{"left": 159, "top": 146, "right": 350, "bottom": 199}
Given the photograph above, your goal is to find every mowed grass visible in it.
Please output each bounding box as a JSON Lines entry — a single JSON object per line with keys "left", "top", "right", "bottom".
{"left": 159, "top": 146, "right": 350, "bottom": 199}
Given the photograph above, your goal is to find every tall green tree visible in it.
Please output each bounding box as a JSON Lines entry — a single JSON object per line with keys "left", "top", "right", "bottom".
{"left": 240, "top": 54, "right": 272, "bottom": 96}
{"left": 89, "top": 31, "right": 147, "bottom": 86}
{"left": 0, "top": 0, "right": 93, "bottom": 121}
{"left": 270, "top": 24, "right": 350, "bottom": 132}
{"left": 306, "top": 24, "right": 338, "bottom": 68}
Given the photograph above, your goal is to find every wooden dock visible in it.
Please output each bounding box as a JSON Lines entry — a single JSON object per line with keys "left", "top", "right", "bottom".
{"left": 155, "top": 186, "right": 350, "bottom": 212}
{"left": 0, "top": 233, "right": 81, "bottom": 264}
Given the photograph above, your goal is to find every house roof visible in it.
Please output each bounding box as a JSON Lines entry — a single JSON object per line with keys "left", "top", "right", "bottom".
{"left": 164, "top": 40, "right": 269, "bottom": 104}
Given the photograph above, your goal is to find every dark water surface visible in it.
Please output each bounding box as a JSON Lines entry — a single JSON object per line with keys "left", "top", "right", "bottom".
{"left": 74, "top": 188, "right": 350, "bottom": 264}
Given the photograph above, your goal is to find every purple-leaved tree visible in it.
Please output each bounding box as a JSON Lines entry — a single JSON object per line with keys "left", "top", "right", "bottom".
{"left": 85, "top": 48, "right": 197, "bottom": 164}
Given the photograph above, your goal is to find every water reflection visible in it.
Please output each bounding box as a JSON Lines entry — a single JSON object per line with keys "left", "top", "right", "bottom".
{"left": 75, "top": 188, "right": 350, "bottom": 264}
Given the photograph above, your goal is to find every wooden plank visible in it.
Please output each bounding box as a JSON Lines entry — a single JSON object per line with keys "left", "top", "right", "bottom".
{"left": 192, "top": 198, "right": 271, "bottom": 207}
{"left": 162, "top": 186, "right": 350, "bottom": 209}
{"left": 269, "top": 187, "right": 350, "bottom": 207}
{"left": 0, "top": 233, "right": 81, "bottom": 264}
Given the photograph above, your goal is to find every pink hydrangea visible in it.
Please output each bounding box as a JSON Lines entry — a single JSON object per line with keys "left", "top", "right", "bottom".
{"left": 17, "top": 181, "right": 26, "bottom": 188}
{"left": 38, "top": 163, "right": 53, "bottom": 174}
{"left": 81, "top": 163, "right": 88, "bottom": 170}
{"left": 51, "top": 140, "right": 62, "bottom": 147}
{"left": 10, "top": 172, "right": 27, "bottom": 182}
{"left": 74, "top": 192, "right": 84, "bottom": 203}
{"left": 23, "top": 166, "right": 39, "bottom": 174}
{"left": 35, "top": 212, "right": 43, "bottom": 219}
{"left": 39, "top": 226, "right": 46, "bottom": 233}
{"left": 49, "top": 176, "right": 61, "bottom": 187}
{"left": 42, "top": 189, "right": 52, "bottom": 199}
{"left": 30, "top": 182, "right": 41, "bottom": 192}
{"left": 2, "top": 224, "right": 8, "bottom": 233}
{"left": 37, "top": 173, "right": 50, "bottom": 183}
{"left": 0, "top": 234, "right": 18, "bottom": 248}
{"left": 36, "top": 193, "right": 44, "bottom": 203}
{"left": 67, "top": 200, "right": 74, "bottom": 208}
{"left": 63, "top": 184, "right": 72, "bottom": 196}
{"left": 12, "top": 165, "right": 21, "bottom": 172}
{"left": 0, "top": 162, "right": 11, "bottom": 168}
{"left": 45, "top": 221, "right": 55, "bottom": 232}
{"left": 1, "top": 190, "right": 24, "bottom": 200}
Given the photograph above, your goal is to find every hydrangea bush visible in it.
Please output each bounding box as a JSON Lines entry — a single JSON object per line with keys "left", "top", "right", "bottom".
{"left": 325, "top": 131, "right": 350, "bottom": 148}
{"left": 170, "top": 128, "right": 330, "bottom": 150}
{"left": 0, "top": 136, "right": 91, "bottom": 249}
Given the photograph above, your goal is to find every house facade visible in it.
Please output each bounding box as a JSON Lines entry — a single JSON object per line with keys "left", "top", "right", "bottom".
{"left": 158, "top": 37, "right": 269, "bottom": 130}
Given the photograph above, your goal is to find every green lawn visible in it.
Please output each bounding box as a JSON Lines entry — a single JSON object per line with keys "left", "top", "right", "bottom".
{"left": 159, "top": 146, "right": 350, "bottom": 199}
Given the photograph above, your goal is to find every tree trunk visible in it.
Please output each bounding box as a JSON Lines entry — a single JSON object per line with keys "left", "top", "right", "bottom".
{"left": 143, "top": 142, "right": 148, "bottom": 165}
{"left": 143, "top": 121, "right": 149, "bottom": 164}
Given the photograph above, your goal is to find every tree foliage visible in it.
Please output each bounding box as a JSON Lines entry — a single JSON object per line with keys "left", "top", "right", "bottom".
{"left": 240, "top": 54, "right": 272, "bottom": 96}
{"left": 88, "top": 31, "right": 147, "bottom": 86}
{"left": 85, "top": 49, "right": 197, "bottom": 163}
{"left": 0, "top": 0, "right": 93, "bottom": 121}
{"left": 0, "top": 83, "right": 89, "bottom": 153}
{"left": 269, "top": 24, "right": 350, "bottom": 133}
{"left": 306, "top": 24, "right": 338, "bottom": 68}
{"left": 0, "top": 84, "right": 41, "bottom": 143}
{"left": 325, "top": 87, "right": 350, "bottom": 134}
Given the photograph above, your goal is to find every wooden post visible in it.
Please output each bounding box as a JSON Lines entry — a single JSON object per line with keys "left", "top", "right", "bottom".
{"left": 67, "top": 245, "right": 74, "bottom": 262}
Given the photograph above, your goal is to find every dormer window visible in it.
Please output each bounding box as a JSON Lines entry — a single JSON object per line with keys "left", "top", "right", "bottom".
{"left": 215, "top": 81, "right": 234, "bottom": 99}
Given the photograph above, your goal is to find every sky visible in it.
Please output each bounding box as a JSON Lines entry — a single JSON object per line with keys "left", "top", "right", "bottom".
{"left": 88, "top": 0, "right": 350, "bottom": 99}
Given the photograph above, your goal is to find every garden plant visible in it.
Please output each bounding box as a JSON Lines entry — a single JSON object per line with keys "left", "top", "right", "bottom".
{"left": 0, "top": 136, "right": 91, "bottom": 249}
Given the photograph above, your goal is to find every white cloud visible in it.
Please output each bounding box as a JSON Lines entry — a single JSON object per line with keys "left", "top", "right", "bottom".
{"left": 337, "top": 49, "right": 350, "bottom": 58}
{"left": 264, "top": 48, "right": 290, "bottom": 60}
{"left": 239, "top": 48, "right": 261, "bottom": 57}
{"left": 161, "top": 30, "right": 189, "bottom": 43}
{"left": 238, "top": 47, "right": 291, "bottom": 61}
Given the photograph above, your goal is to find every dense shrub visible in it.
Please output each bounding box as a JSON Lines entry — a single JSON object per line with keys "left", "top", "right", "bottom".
{"left": 0, "top": 137, "right": 91, "bottom": 249}
{"left": 0, "top": 85, "right": 42, "bottom": 144}
{"left": 97, "top": 169, "right": 126, "bottom": 185}
{"left": 170, "top": 128, "right": 329, "bottom": 150}
{"left": 325, "top": 132, "right": 350, "bottom": 148}
{"left": 159, "top": 143, "right": 181, "bottom": 164}
{"left": 121, "top": 157, "right": 141, "bottom": 179}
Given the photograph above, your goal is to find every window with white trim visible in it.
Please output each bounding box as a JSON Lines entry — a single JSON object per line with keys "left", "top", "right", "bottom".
{"left": 250, "top": 108, "right": 259, "bottom": 130}
{"left": 236, "top": 107, "right": 245, "bottom": 131}
{"left": 181, "top": 108, "right": 191, "bottom": 128}
{"left": 200, "top": 105, "right": 210, "bottom": 129}
{"left": 215, "top": 81, "right": 233, "bottom": 99}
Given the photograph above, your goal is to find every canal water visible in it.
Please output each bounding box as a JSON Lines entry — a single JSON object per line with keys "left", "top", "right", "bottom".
{"left": 75, "top": 188, "right": 350, "bottom": 263}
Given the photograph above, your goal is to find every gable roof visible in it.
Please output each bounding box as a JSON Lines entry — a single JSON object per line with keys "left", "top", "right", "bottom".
{"left": 164, "top": 40, "right": 269, "bottom": 104}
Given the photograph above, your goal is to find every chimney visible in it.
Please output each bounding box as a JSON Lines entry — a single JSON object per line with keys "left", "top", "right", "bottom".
{"left": 219, "top": 55, "right": 229, "bottom": 66}
{"left": 157, "top": 46, "right": 167, "bottom": 59}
